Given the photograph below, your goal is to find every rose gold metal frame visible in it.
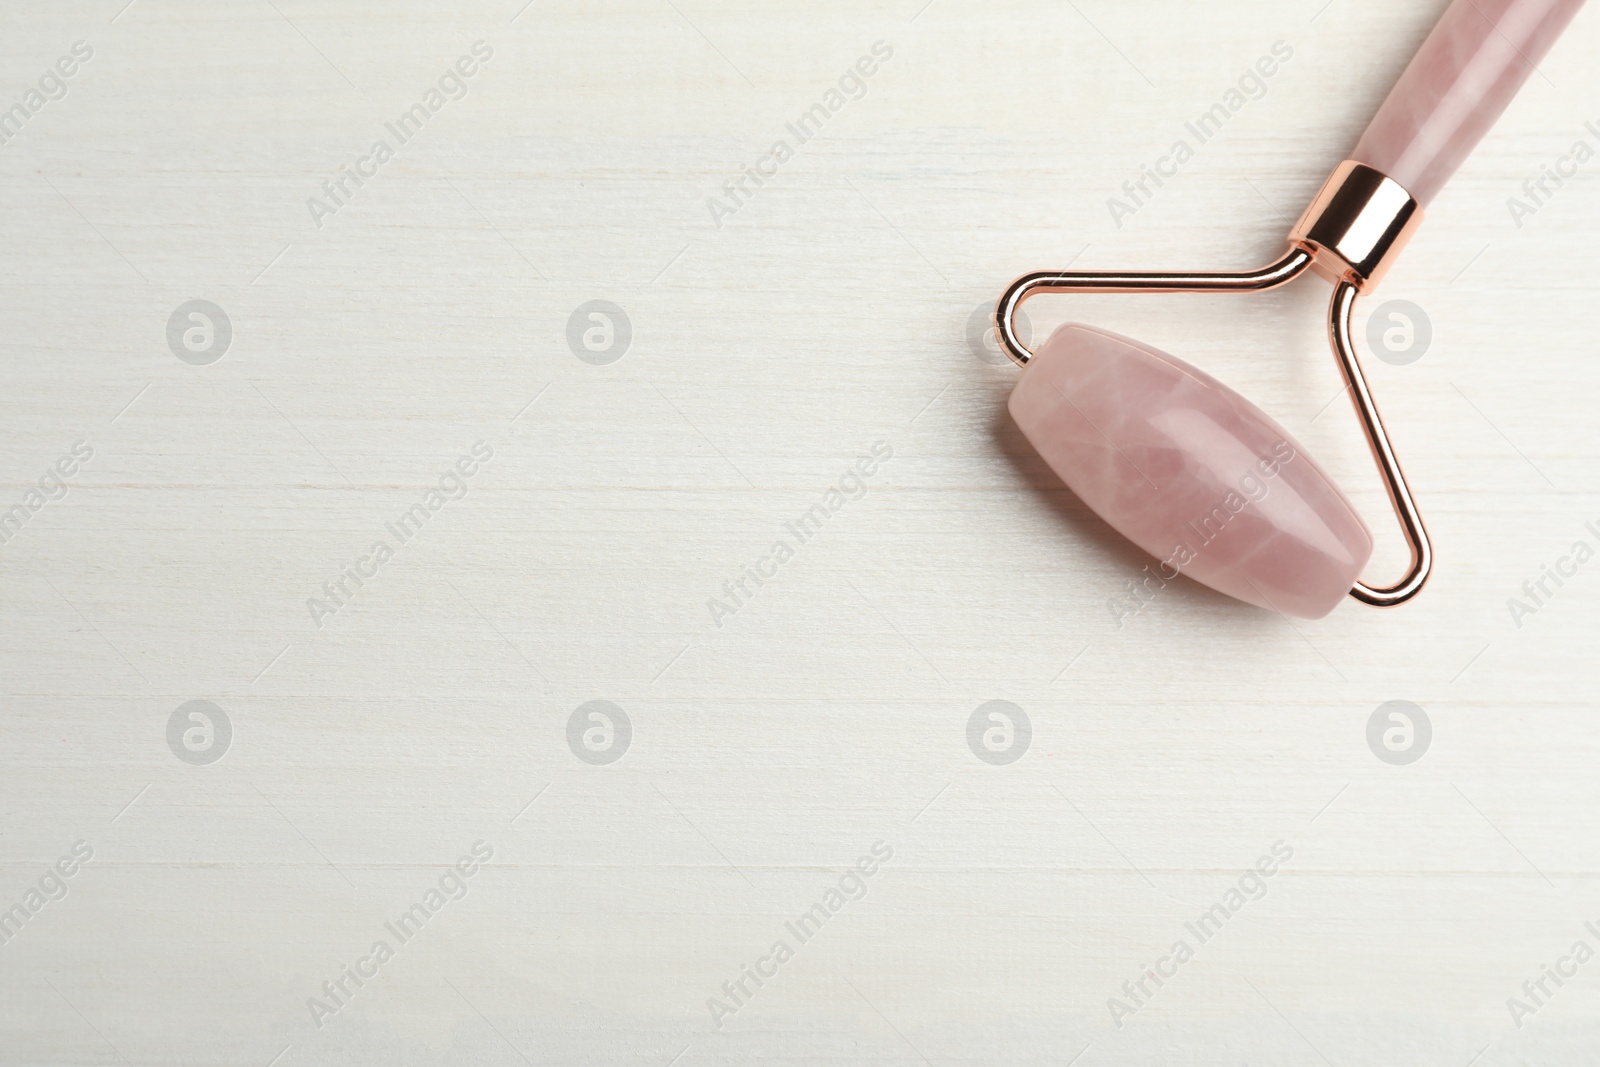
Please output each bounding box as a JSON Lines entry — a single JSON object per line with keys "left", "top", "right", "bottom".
{"left": 994, "top": 160, "right": 1432, "bottom": 608}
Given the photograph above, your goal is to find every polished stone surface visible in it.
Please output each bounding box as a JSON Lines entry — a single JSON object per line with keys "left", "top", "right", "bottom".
{"left": 1009, "top": 324, "right": 1374, "bottom": 619}
{"left": 1353, "top": 0, "right": 1584, "bottom": 205}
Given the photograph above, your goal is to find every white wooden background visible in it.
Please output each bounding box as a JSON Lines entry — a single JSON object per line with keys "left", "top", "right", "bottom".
{"left": 3, "top": 0, "right": 1598, "bottom": 1063}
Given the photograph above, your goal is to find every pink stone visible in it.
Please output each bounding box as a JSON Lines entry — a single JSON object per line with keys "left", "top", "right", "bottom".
{"left": 1353, "top": 0, "right": 1584, "bottom": 205}
{"left": 1009, "top": 324, "right": 1373, "bottom": 619}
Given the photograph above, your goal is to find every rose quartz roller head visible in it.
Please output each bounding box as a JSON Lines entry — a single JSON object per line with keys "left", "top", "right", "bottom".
{"left": 997, "top": 0, "right": 1585, "bottom": 619}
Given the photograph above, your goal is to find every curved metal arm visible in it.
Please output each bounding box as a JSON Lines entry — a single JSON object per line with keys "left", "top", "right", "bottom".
{"left": 1328, "top": 280, "right": 1433, "bottom": 605}
{"left": 994, "top": 247, "right": 1315, "bottom": 366}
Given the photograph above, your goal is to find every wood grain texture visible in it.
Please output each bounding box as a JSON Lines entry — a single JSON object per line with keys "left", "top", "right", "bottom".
{"left": 2, "top": 0, "right": 1598, "bottom": 1063}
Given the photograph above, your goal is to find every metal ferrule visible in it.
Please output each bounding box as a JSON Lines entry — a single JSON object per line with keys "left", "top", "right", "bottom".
{"left": 1289, "top": 160, "right": 1423, "bottom": 291}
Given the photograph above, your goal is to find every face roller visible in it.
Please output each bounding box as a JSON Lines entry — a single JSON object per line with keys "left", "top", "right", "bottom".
{"left": 996, "top": 0, "right": 1585, "bottom": 619}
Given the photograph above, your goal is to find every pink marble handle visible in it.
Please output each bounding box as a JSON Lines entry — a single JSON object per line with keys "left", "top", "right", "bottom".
{"left": 1352, "top": 0, "right": 1585, "bottom": 205}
